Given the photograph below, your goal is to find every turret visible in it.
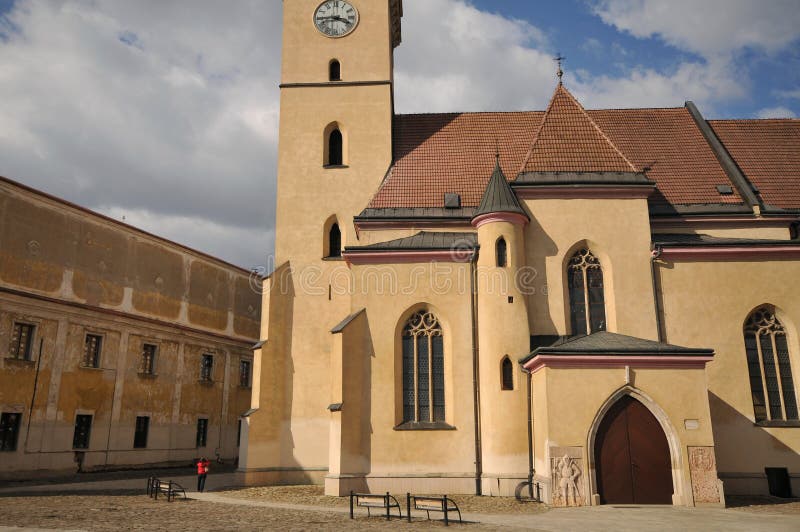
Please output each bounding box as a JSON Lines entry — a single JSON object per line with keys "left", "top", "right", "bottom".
{"left": 472, "top": 157, "right": 532, "bottom": 495}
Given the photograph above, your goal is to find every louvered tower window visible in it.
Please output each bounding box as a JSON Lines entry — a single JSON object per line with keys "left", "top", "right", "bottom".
{"left": 568, "top": 248, "right": 606, "bottom": 335}
{"left": 744, "top": 306, "right": 798, "bottom": 422}
{"left": 402, "top": 310, "right": 445, "bottom": 423}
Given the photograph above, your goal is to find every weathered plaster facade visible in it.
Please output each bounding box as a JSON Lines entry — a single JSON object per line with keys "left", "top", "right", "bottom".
{"left": 0, "top": 177, "right": 260, "bottom": 476}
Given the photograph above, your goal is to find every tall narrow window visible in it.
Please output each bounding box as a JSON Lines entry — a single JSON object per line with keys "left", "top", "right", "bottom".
{"left": 83, "top": 334, "right": 102, "bottom": 368}
{"left": 496, "top": 237, "right": 507, "bottom": 268}
{"left": 329, "top": 59, "right": 341, "bottom": 81}
{"left": 501, "top": 356, "right": 514, "bottom": 390}
{"left": 239, "top": 359, "right": 252, "bottom": 388}
{"left": 402, "top": 310, "right": 445, "bottom": 424}
{"left": 140, "top": 343, "right": 157, "bottom": 375}
{"left": 133, "top": 416, "right": 149, "bottom": 448}
{"left": 744, "top": 307, "right": 798, "bottom": 422}
{"left": 9, "top": 323, "right": 35, "bottom": 361}
{"left": 73, "top": 415, "right": 92, "bottom": 449}
{"left": 328, "top": 223, "right": 342, "bottom": 257}
{"left": 568, "top": 249, "right": 606, "bottom": 335}
{"left": 328, "top": 129, "right": 343, "bottom": 166}
{"left": 200, "top": 354, "right": 214, "bottom": 382}
{"left": 196, "top": 418, "right": 208, "bottom": 448}
{"left": 0, "top": 413, "right": 21, "bottom": 452}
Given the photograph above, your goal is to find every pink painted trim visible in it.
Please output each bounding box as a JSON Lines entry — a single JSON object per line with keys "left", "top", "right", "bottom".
{"left": 650, "top": 215, "right": 796, "bottom": 226}
{"left": 514, "top": 186, "right": 653, "bottom": 200}
{"left": 659, "top": 246, "right": 800, "bottom": 260}
{"left": 522, "top": 354, "right": 714, "bottom": 374}
{"left": 472, "top": 212, "right": 529, "bottom": 228}
{"left": 343, "top": 249, "right": 474, "bottom": 265}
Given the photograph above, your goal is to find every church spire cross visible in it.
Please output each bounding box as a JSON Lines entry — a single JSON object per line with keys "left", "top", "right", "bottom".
{"left": 554, "top": 54, "right": 565, "bottom": 84}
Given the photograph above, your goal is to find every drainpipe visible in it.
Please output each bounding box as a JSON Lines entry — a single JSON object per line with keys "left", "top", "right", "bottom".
{"left": 469, "top": 249, "right": 482, "bottom": 495}
{"left": 650, "top": 246, "right": 664, "bottom": 342}
{"left": 524, "top": 366, "right": 535, "bottom": 498}
{"left": 24, "top": 338, "right": 44, "bottom": 452}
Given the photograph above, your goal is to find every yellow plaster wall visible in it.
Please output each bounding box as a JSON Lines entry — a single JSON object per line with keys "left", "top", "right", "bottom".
{"left": 524, "top": 197, "right": 658, "bottom": 340}
{"left": 657, "top": 258, "right": 800, "bottom": 492}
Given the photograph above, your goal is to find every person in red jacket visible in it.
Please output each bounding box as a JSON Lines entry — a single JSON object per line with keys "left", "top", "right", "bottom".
{"left": 196, "top": 457, "right": 210, "bottom": 492}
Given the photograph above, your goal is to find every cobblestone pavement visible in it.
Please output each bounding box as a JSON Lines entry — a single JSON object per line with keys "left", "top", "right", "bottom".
{"left": 1, "top": 471, "right": 799, "bottom": 531}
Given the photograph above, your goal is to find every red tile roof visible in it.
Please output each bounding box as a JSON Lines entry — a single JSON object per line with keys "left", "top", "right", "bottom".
{"left": 520, "top": 85, "right": 637, "bottom": 173}
{"left": 710, "top": 119, "right": 800, "bottom": 210}
{"left": 368, "top": 86, "right": 798, "bottom": 212}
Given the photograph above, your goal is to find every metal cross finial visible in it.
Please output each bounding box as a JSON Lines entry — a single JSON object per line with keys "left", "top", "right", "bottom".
{"left": 495, "top": 138, "right": 500, "bottom": 163}
{"left": 554, "top": 54, "right": 565, "bottom": 84}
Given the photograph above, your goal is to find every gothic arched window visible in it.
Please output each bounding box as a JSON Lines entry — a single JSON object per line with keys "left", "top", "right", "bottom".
{"left": 329, "top": 59, "right": 341, "bottom": 81}
{"left": 402, "top": 310, "right": 444, "bottom": 423}
{"left": 496, "top": 237, "right": 507, "bottom": 268}
{"left": 744, "top": 306, "right": 798, "bottom": 422}
{"left": 568, "top": 248, "right": 606, "bottom": 335}
{"left": 328, "top": 129, "right": 343, "bottom": 166}
{"left": 328, "top": 223, "right": 341, "bottom": 257}
{"left": 501, "top": 356, "right": 513, "bottom": 390}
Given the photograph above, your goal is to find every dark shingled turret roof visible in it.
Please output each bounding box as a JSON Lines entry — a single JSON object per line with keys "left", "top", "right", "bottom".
{"left": 473, "top": 158, "right": 528, "bottom": 219}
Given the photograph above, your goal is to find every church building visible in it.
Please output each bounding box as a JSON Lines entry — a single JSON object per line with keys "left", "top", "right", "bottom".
{"left": 240, "top": 0, "right": 800, "bottom": 506}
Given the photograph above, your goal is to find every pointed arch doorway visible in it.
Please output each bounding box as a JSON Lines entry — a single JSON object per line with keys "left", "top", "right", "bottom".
{"left": 594, "top": 395, "right": 673, "bottom": 504}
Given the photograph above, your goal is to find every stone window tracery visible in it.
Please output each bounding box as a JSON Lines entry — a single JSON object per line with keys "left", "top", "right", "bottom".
{"left": 402, "top": 310, "right": 444, "bottom": 423}
{"left": 567, "top": 248, "right": 606, "bottom": 336}
{"left": 744, "top": 306, "right": 798, "bottom": 422}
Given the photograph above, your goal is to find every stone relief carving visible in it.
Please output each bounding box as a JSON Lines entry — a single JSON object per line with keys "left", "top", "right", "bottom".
{"left": 550, "top": 446, "right": 584, "bottom": 507}
{"left": 689, "top": 446, "right": 721, "bottom": 504}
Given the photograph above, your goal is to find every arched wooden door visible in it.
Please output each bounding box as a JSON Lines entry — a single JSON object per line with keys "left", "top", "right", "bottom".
{"left": 594, "top": 395, "right": 673, "bottom": 504}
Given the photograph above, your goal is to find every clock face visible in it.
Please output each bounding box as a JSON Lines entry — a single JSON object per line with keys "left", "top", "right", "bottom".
{"left": 314, "top": 1, "right": 359, "bottom": 38}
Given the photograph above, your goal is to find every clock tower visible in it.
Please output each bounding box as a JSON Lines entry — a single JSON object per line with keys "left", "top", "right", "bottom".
{"left": 241, "top": 0, "right": 403, "bottom": 486}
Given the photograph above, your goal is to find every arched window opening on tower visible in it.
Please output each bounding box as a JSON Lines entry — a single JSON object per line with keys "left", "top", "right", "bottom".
{"left": 567, "top": 248, "right": 606, "bottom": 336}
{"left": 496, "top": 237, "right": 507, "bottom": 268}
{"left": 744, "top": 306, "right": 798, "bottom": 422}
{"left": 328, "top": 223, "right": 341, "bottom": 258}
{"left": 501, "top": 356, "right": 514, "bottom": 390}
{"left": 327, "top": 128, "right": 343, "bottom": 166}
{"left": 329, "top": 59, "right": 341, "bottom": 81}
{"left": 402, "top": 310, "right": 445, "bottom": 424}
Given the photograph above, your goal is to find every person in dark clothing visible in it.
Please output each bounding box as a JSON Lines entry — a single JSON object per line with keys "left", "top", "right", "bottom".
{"left": 196, "top": 457, "right": 210, "bottom": 492}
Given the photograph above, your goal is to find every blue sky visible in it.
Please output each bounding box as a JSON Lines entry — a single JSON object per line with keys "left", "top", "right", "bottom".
{"left": 0, "top": 0, "right": 798, "bottom": 267}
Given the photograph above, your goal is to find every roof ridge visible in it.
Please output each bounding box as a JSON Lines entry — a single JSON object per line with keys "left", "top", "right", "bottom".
{"left": 517, "top": 87, "right": 560, "bottom": 176}
{"left": 559, "top": 86, "right": 638, "bottom": 172}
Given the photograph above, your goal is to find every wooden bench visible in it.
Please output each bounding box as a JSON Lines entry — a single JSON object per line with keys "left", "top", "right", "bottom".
{"left": 146, "top": 477, "right": 187, "bottom": 502}
{"left": 349, "top": 491, "right": 402, "bottom": 520}
{"left": 407, "top": 494, "right": 462, "bottom": 525}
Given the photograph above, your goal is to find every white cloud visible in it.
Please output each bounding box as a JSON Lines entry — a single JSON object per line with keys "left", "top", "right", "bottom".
{"left": 755, "top": 106, "right": 796, "bottom": 119}
{"left": 775, "top": 89, "right": 800, "bottom": 100}
{"left": 0, "top": 0, "right": 280, "bottom": 268}
{"left": 591, "top": 0, "right": 800, "bottom": 58}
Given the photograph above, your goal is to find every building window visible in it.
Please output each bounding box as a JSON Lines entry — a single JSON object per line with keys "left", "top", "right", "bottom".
{"left": 133, "top": 416, "right": 149, "bottom": 448}
{"left": 239, "top": 359, "right": 252, "bottom": 388}
{"left": 196, "top": 418, "right": 208, "bottom": 448}
{"left": 83, "top": 334, "right": 103, "bottom": 368}
{"left": 329, "top": 59, "right": 341, "bottom": 81}
{"left": 744, "top": 306, "right": 798, "bottom": 422}
{"left": 402, "top": 310, "right": 445, "bottom": 423}
{"left": 200, "top": 354, "right": 214, "bottom": 382}
{"left": 140, "top": 343, "right": 157, "bottom": 375}
{"left": 9, "top": 323, "right": 35, "bottom": 361}
{"left": 328, "top": 129, "right": 343, "bottom": 166}
{"left": 237, "top": 419, "right": 242, "bottom": 447}
{"left": 328, "top": 223, "right": 342, "bottom": 258}
{"left": 73, "top": 415, "right": 92, "bottom": 449}
{"left": 0, "top": 413, "right": 22, "bottom": 452}
{"left": 567, "top": 248, "right": 606, "bottom": 335}
{"left": 496, "top": 237, "right": 507, "bottom": 268}
{"left": 501, "top": 356, "right": 514, "bottom": 390}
